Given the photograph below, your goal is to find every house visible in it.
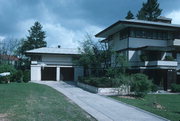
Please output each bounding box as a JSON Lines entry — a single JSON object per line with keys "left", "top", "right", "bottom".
{"left": 95, "top": 17, "right": 180, "bottom": 90}
{"left": 26, "top": 47, "right": 83, "bottom": 82}
{"left": 0, "top": 54, "right": 19, "bottom": 66}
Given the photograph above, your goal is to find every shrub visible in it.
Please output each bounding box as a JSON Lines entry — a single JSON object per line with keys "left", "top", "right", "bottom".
{"left": 112, "top": 74, "right": 132, "bottom": 87}
{"left": 79, "top": 77, "right": 112, "bottom": 88}
{"left": 151, "top": 84, "right": 158, "bottom": 92}
{"left": 23, "top": 70, "right": 30, "bottom": 82}
{"left": 13, "top": 70, "right": 23, "bottom": 82}
{"left": 131, "top": 73, "right": 152, "bottom": 97}
{"left": 164, "top": 56, "right": 174, "bottom": 61}
{"left": 171, "top": 83, "right": 180, "bottom": 92}
{"left": 0, "top": 64, "right": 17, "bottom": 83}
{"left": 140, "top": 54, "right": 148, "bottom": 61}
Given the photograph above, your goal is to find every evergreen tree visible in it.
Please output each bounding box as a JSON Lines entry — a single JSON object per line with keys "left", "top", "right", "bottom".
{"left": 125, "top": 11, "right": 134, "bottom": 19}
{"left": 137, "top": 0, "right": 162, "bottom": 21}
{"left": 20, "top": 21, "right": 46, "bottom": 54}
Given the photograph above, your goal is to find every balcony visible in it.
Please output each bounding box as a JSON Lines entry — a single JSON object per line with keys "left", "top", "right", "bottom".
{"left": 130, "top": 60, "right": 178, "bottom": 68}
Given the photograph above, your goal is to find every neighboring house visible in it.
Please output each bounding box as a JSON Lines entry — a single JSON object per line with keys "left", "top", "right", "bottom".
{"left": 95, "top": 17, "right": 180, "bottom": 90}
{"left": 26, "top": 47, "right": 83, "bottom": 82}
{"left": 0, "top": 54, "right": 19, "bottom": 66}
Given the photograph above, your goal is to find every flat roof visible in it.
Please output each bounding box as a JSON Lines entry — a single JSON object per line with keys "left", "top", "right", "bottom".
{"left": 26, "top": 47, "right": 80, "bottom": 55}
{"left": 95, "top": 19, "right": 180, "bottom": 38}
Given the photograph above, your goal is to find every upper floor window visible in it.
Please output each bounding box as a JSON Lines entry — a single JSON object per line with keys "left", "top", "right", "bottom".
{"left": 119, "top": 28, "right": 130, "bottom": 40}
{"left": 108, "top": 35, "right": 113, "bottom": 41}
{"left": 130, "top": 28, "right": 170, "bottom": 40}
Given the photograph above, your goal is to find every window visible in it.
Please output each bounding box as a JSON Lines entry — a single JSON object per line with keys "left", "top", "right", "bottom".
{"left": 108, "top": 35, "right": 113, "bottom": 41}
{"left": 119, "top": 28, "right": 130, "bottom": 40}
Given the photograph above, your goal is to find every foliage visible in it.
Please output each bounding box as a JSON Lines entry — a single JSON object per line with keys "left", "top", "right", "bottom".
{"left": 112, "top": 74, "right": 132, "bottom": 87}
{"left": 0, "top": 64, "right": 16, "bottom": 83}
{"left": 151, "top": 84, "right": 158, "bottom": 92}
{"left": 12, "top": 70, "right": 23, "bottom": 82}
{"left": 137, "top": 0, "right": 162, "bottom": 21}
{"left": 16, "top": 22, "right": 46, "bottom": 70}
{"left": 79, "top": 73, "right": 132, "bottom": 88}
{"left": 140, "top": 54, "right": 148, "bottom": 61}
{"left": 164, "top": 56, "right": 174, "bottom": 61}
{"left": 23, "top": 70, "right": 30, "bottom": 82}
{"left": 79, "top": 77, "right": 113, "bottom": 88}
{"left": 113, "top": 54, "right": 129, "bottom": 75}
{"left": 18, "top": 22, "right": 46, "bottom": 55}
{"left": 125, "top": 11, "right": 134, "bottom": 19}
{"left": 74, "top": 34, "right": 113, "bottom": 76}
{"left": 171, "top": 83, "right": 180, "bottom": 92}
{"left": 131, "top": 73, "right": 152, "bottom": 97}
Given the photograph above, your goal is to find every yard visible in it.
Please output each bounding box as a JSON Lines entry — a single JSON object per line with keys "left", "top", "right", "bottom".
{"left": 111, "top": 94, "right": 180, "bottom": 121}
{"left": 0, "top": 82, "right": 96, "bottom": 121}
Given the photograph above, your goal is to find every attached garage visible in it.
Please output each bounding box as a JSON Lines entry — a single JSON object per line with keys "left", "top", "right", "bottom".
{"left": 60, "top": 67, "right": 74, "bottom": 81}
{"left": 27, "top": 47, "right": 84, "bottom": 82}
{"left": 41, "top": 67, "right": 56, "bottom": 81}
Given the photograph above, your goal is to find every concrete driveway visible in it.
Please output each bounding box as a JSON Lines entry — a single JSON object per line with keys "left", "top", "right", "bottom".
{"left": 32, "top": 81, "right": 169, "bottom": 121}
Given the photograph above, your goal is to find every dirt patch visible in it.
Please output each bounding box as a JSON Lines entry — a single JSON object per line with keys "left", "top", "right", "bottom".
{"left": 0, "top": 113, "right": 9, "bottom": 121}
{"left": 153, "top": 102, "right": 165, "bottom": 110}
{"left": 119, "top": 96, "right": 135, "bottom": 99}
{"left": 0, "top": 114, "right": 8, "bottom": 118}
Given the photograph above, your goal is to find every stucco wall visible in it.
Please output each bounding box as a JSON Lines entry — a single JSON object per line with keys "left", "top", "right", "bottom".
{"left": 31, "top": 65, "right": 41, "bottom": 81}
{"left": 108, "top": 33, "right": 128, "bottom": 51}
{"left": 41, "top": 55, "right": 73, "bottom": 65}
{"left": 129, "top": 37, "right": 167, "bottom": 48}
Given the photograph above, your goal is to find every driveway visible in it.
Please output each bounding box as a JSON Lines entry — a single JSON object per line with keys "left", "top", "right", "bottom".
{"left": 32, "top": 81, "right": 169, "bottom": 121}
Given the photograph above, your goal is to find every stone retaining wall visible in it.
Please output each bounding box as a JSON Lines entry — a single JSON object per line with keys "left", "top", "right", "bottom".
{"left": 77, "top": 82, "right": 130, "bottom": 95}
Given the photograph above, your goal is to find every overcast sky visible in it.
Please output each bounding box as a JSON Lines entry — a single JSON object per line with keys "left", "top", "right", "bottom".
{"left": 0, "top": 0, "right": 180, "bottom": 48}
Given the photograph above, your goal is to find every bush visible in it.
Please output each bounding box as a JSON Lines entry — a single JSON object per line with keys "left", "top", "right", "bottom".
{"left": 12, "top": 70, "right": 23, "bottom": 82}
{"left": 112, "top": 74, "right": 132, "bottom": 87}
{"left": 171, "top": 84, "right": 180, "bottom": 92}
{"left": 140, "top": 54, "right": 148, "bottom": 61}
{"left": 0, "top": 64, "right": 17, "bottom": 83}
{"left": 151, "top": 84, "right": 158, "bottom": 92}
{"left": 23, "top": 70, "right": 30, "bottom": 82}
{"left": 164, "top": 56, "right": 174, "bottom": 61}
{"left": 131, "top": 73, "right": 152, "bottom": 97}
{"left": 79, "top": 77, "right": 112, "bottom": 88}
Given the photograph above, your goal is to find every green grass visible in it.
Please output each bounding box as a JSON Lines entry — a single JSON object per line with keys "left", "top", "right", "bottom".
{"left": 111, "top": 94, "right": 180, "bottom": 121}
{"left": 0, "top": 82, "right": 96, "bottom": 121}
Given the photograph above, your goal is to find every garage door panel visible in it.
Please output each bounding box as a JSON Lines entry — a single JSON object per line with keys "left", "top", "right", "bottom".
{"left": 41, "top": 67, "right": 56, "bottom": 81}
{"left": 60, "top": 67, "right": 74, "bottom": 81}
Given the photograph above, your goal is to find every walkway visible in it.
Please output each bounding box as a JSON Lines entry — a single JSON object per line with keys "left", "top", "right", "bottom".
{"left": 32, "top": 81, "right": 169, "bottom": 121}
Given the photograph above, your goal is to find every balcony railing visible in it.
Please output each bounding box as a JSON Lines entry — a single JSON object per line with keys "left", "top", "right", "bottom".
{"left": 168, "top": 39, "right": 180, "bottom": 46}
{"left": 130, "top": 60, "right": 178, "bottom": 68}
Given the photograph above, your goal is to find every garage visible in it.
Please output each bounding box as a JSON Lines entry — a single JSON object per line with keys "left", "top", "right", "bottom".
{"left": 41, "top": 67, "right": 56, "bottom": 81}
{"left": 60, "top": 67, "right": 74, "bottom": 81}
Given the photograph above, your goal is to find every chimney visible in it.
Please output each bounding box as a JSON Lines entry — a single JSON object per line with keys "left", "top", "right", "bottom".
{"left": 58, "top": 45, "right": 61, "bottom": 48}
{"left": 156, "top": 16, "right": 172, "bottom": 24}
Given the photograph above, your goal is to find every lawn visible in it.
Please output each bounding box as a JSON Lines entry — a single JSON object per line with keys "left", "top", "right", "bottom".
{"left": 111, "top": 94, "right": 180, "bottom": 121}
{"left": 0, "top": 82, "right": 96, "bottom": 121}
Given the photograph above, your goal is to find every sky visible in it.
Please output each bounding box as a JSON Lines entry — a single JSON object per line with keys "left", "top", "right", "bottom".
{"left": 0, "top": 0, "right": 180, "bottom": 48}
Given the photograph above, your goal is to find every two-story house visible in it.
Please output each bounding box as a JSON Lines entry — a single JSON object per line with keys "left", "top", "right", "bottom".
{"left": 95, "top": 17, "right": 180, "bottom": 90}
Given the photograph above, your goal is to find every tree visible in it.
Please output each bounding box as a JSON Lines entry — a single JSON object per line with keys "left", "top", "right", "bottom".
{"left": 19, "top": 21, "right": 46, "bottom": 55}
{"left": 125, "top": 11, "right": 134, "bottom": 19}
{"left": 137, "top": 0, "right": 162, "bottom": 21}
{"left": 16, "top": 21, "right": 46, "bottom": 70}
{"left": 0, "top": 38, "right": 20, "bottom": 65}
{"left": 74, "top": 34, "right": 113, "bottom": 77}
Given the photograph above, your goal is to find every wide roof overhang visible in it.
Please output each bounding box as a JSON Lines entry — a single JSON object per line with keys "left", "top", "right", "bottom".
{"left": 95, "top": 19, "right": 180, "bottom": 39}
